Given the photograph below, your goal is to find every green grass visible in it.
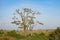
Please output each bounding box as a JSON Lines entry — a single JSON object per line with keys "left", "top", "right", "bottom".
{"left": 0, "top": 30, "right": 60, "bottom": 40}
{"left": 0, "top": 30, "right": 49, "bottom": 40}
{"left": 0, "top": 28, "right": 60, "bottom": 40}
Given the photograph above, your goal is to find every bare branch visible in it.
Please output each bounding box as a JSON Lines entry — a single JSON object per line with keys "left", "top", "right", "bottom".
{"left": 37, "top": 21, "right": 43, "bottom": 25}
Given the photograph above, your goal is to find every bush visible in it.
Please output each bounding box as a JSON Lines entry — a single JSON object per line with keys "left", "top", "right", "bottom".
{"left": 0, "top": 30, "right": 4, "bottom": 36}
{"left": 49, "top": 33, "right": 55, "bottom": 40}
{"left": 49, "top": 27, "right": 60, "bottom": 40}
{"left": 6, "top": 30, "right": 25, "bottom": 40}
{"left": 39, "top": 32, "right": 45, "bottom": 36}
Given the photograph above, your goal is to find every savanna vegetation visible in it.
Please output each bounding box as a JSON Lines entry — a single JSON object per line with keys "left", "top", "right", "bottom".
{"left": 0, "top": 27, "right": 60, "bottom": 40}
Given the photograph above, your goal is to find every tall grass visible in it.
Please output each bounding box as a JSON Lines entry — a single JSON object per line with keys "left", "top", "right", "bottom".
{"left": 0, "top": 27, "right": 60, "bottom": 40}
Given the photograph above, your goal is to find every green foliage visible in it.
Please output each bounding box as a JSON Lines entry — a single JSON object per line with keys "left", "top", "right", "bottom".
{"left": 0, "top": 30, "right": 48, "bottom": 40}
{"left": 39, "top": 32, "right": 45, "bottom": 36}
{"left": 26, "top": 33, "right": 48, "bottom": 40}
{"left": 0, "top": 30, "right": 4, "bottom": 36}
{"left": 55, "top": 27, "right": 60, "bottom": 34}
{"left": 49, "top": 33, "right": 55, "bottom": 40}
{"left": 6, "top": 30, "right": 25, "bottom": 40}
{"left": 0, "top": 27, "right": 60, "bottom": 40}
{"left": 49, "top": 27, "right": 60, "bottom": 40}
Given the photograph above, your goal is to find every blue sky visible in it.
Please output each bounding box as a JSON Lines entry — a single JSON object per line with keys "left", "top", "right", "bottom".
{"left": 0, "top": 0, "right": 60, "bottom": 30}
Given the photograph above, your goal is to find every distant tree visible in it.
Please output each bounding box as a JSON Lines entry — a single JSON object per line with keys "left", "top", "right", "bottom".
{"left": 11, "top": 8, "right": 43, "bottom": 36}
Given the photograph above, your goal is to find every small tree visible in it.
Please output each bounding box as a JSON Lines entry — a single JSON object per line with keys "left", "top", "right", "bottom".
{"left": 11, "top": 8, "right": 43, "bottom": 36}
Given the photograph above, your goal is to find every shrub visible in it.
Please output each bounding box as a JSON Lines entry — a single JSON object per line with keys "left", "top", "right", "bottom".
{"left": 39, "top": 32, "right": 45, "bottom": 36}
{"left": 49, "top": 27, "right": 60, "bottom": 40}
{"left": 0, "top": 30, "right": 4, "bottom": 36}
{"left": 6, "top": 30, "right": 25, "bottom": 40}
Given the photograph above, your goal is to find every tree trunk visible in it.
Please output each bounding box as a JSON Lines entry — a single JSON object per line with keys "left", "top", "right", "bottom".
{"left": 30, "top": 29, "right": 32, "bottom": 36}
{"left": 29, "top": 25, "right": 33, "bottom": 36}
{"left": 24, "top": 27, "right": 26, "bottom": 36}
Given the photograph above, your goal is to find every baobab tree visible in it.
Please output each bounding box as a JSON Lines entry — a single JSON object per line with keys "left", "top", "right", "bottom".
{"left": 11, "top": 8, "right": 43, "bottom": 36}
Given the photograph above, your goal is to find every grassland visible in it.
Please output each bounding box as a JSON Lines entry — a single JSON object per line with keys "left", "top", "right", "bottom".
{"left": 0, "top": 29, "right": 60, "bottom": 40}
{"left": 0, "top": 29, "right": 54, "bottom": 40}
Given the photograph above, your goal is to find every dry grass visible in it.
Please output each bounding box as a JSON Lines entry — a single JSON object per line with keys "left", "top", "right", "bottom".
{"left": 0, "top": 36, "right": 16, "bottom": 40}
{"left": 0, "top": 29, "right": 55, "bottom": 40}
